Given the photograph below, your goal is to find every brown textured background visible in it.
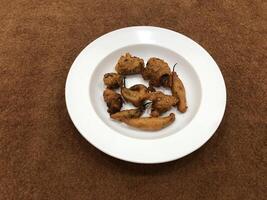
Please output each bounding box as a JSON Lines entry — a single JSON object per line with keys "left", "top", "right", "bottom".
{"left": 0, "top": 0, "right": 266, "bottom": 199}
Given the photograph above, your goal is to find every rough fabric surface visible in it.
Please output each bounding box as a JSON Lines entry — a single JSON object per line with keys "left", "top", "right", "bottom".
{"left": 0, "top": 0, "right": 266, "bottom": 199}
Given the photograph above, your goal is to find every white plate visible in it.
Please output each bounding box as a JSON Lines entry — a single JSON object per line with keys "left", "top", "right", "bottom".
{"left": 65, "top": 26, "right": 226, "bottom": 163}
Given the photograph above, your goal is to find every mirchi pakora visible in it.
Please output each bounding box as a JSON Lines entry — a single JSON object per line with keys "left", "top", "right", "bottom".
{"left": 121, "top": 113, "right": 175, "bottom": 131}
{"left": 115, "top": 53, "right": 144, "bottom": 75}
{"left": 142, "top": 57, "right": 171, "bottom": 87}
{"left": 103, "top": 88, "right": 123, "bottom": 114}
{"left": 110, "top": 108, "right": 143, "bottom": 122}
{"left": 103, "top": 73, "right": 122, "bottom": 89}
{"left": 121, "top": 79, "right": 149, "bottom": 107}
{"left": 147, "top": 91, "right": 178, "bottom": 117}
{"left": 169, "top": 64, "right": 187, "bottom": 113}
{"left": 110, "top": 102, "right": 151, "bottom": 122}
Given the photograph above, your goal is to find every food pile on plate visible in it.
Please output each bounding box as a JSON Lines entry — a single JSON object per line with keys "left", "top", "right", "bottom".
{"left": 103, "top": 53, "right": 187, "bottom": 131}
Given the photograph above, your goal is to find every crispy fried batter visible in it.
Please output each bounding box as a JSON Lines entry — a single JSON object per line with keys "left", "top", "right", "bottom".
{"left": 121, "top": 82, "right": 149, "bottom": 107}
{"left": 142, "top": 57, "right": 171, "bottom": 87}
{"left": 110, "top": 102, "right": 151, "bottom": 121}
{"left": 110, "top": 108, "right": 143, "bottom": 121}
{"left": 169, "top": 64, "right": 187, "bottom": 113}
{"left": 103, "top": 73, "right": 122, "bottom": 89}
{"left": 103, "top": 89, "right": 123, "bottom": 114}
{"left": 115, "top": 53, "right": 144, "bottom": 75}
{"left": 147, "top": 85, "right": 156, "bottom": 92}
{"left": 147, "top": 91, "right": 178, "bottom": 117}
{"left": 122, "top": 113, "right": 175, "bottom": 131}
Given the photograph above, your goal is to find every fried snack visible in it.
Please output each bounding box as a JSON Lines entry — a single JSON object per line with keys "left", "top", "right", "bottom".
{"left": 147, "top": 85, "right": 156, "bottom": 92}
{"left": 110, "top": 108, "right": 143, "bottom": 121}
{"left": 103, "top": 89, "right": 123, "bottom": 114}
{"left": 121, "top": 80, "right": 148, "bottom": 107}
{"left": 169, "top": 64, "right": 187, "bottom": 113}
{"left": 142, "top": 57, "right": 171, "bottom": 87}
{"left": 147, "top": 91, "right": 178, "bottom": 117}
{"left": 122, "top": 113, "right": 175, "bottom": 131}
{"left": 115, "top": 53, "right": 144, "bottom": 75}
{"left": 103, "top": 73, "right": 122, "bottom": 89}
{"left": 110, "top": 102, "right": 150, "bottom": 121}
{"left": 129, "top": 84, "right": 148, "bottom": 93}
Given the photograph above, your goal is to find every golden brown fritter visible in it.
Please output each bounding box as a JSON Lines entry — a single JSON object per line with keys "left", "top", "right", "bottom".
{"left": 147, "top": 91, "right": 178, "bottom": 117}
{"left": 129, "top": 84, "right": 148, "bottom": 95}
{"left": 110, "top": 102, "right": 151, "bottom": 121}
{"left": 110, "top": 108, "right": 143, "bottom": 121}
{"left": 169, "top": 64, "right": 187, "bottom": 113}
{"left": 121, "top": 113, "right": 175, "bottom": 131}
{"left": 142, "top": 57, "right": 171, "bottom": 87}
{"left": 121, "top": 83, "right": 148, "bottom": 107}
{"left": 103, "top": 89, "right": 123, "bottom": 114}
{"left": 103, "top": 73, "right": 122, "bottom": 89}
{"left": 115, "top": 53, "right": 144, "bottom": 75}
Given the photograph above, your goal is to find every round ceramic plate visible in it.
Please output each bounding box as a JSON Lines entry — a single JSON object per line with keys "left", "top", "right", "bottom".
{"left": 65, "top": 26, "right": 226, "bottom": 163}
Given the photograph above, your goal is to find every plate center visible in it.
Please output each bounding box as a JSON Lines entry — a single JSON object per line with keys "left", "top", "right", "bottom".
{"left": 90, "top": 44, "right": 202, "bottom": 139}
